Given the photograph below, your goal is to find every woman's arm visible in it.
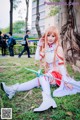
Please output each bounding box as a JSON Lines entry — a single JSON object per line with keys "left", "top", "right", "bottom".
{"left": 35, "top": 35, "right": 45, "bottom": 60}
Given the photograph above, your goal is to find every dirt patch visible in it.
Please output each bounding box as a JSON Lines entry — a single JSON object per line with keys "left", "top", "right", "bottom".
{"left": 0, "top": 68, "right": 4, "bottom": 72}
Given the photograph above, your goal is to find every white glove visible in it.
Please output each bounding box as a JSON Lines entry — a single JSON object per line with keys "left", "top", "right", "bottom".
{"left": 35, "top": 40, "right": 43, "bottom": 60}
{"left": 35, "top": 45, "right": 41, "bottom": 60}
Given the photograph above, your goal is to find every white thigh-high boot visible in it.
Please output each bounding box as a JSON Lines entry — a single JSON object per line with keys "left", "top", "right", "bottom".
{"left": 1, "top": 82, "right": 19, "bottom": 99}
{"left": 34, "top": 76, "right": 57, "bottom": 112}
{"left": 17, "top": 78, "right": 39, "bottom": 91}
{"left": 1, "top": 78, "right": 39, "bottom": 99}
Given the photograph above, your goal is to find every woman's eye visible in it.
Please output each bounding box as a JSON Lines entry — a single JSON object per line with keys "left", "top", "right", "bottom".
{"left": 47, "top": 34, "right": 50, "bottom": 36}
{"left": 52, "top": 35, "right": 55, "bottom": 37}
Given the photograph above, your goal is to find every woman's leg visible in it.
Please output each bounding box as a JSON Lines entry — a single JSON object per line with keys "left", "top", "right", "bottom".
{"left": 34, "top": 75, "right": 57, "bottom": 112}
{"left": 53, "top": 77, "right": 80, "bottom": 97}
{"left": 1, "top": 78, "right": 39, "bottom": 99}
{"left": 17, "top": 78, "right": 39, "bottom": 91}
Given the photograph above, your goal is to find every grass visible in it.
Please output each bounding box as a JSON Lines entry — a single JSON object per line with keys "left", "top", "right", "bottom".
{"left": 0, "top": 56, "right": 80, "bottom": 120}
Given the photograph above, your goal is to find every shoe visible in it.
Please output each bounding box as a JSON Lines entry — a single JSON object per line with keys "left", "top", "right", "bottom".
{"left": 1, "top": 82, "right": 19, "bottom": 99}
{"left": 18, "top": 55, "right": 21, "bottom": 58}
{"left": 33, "top": 92, "right": 57, "bottom": 112}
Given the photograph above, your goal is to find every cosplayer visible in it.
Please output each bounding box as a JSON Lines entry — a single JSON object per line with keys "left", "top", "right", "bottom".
{"left": 1, "top": 26, "right": 80, "bottom": 112}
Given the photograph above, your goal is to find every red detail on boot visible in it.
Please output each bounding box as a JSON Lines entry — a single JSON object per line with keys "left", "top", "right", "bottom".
{"left": 51, "top": 71, "right": 62, "bottom": 86}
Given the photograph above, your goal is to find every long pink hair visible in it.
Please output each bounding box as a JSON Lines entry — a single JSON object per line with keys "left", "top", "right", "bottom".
{"left": 39, "top": 26, "right": 60, "bottom": 72}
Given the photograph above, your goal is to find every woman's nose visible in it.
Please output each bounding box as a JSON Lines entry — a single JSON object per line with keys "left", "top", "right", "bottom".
{"left": 49, "top": 35, "right": 52, "bottom": 39}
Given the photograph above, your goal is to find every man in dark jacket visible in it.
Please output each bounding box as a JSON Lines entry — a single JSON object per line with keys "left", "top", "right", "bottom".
{"left": 0, "top": 31, "right": 2, "bottom": 48}
{"left": 7, "top": 32, "right": 14, "bottom": 56}
{"left": 18, "top": 30, "right": 31, "bottom": 58}
{"left": 0, "top": 31, "right": 7, "bottom": 56}
{"left": 1, "top": 34, "right": 7, "bottom": 56}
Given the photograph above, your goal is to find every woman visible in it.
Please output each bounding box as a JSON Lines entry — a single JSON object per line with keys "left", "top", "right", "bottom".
{"left": 1, "top": 26, "right": 80, "bottom": 112}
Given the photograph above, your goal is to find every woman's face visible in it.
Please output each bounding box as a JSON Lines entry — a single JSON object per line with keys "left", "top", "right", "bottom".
{"left": 47, "top": 33, "right": 56, "bottom": 44}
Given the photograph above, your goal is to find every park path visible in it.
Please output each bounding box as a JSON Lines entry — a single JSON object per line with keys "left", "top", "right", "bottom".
{"left": 0, "top": 55, "right": 35, "bottom": 58}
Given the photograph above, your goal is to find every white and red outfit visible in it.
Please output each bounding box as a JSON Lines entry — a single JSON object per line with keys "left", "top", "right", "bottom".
{"left": 36, "top": 43, "right": 80, "bottom": 95}
{"left": 1, "top": 42, "right": 80, "bottom": 112}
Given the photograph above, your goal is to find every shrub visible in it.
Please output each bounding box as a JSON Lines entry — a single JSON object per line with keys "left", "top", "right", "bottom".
{"left": 6, "top": 45, "right": 37, "bottom": 55}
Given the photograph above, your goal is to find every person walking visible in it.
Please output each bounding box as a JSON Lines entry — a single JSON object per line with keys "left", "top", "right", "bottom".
{"left": 18, "top": 30, "right": 31, "bottom": 58}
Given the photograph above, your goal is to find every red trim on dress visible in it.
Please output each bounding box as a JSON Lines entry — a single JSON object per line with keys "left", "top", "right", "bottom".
{"left": 40, "top": 53, "right": 44, "bottom": 58}
{"left": 57, "top": 54, "right": 64, "bottom": 61}
{"left": 58, "top": 62, "right": 64, "bottom": 65}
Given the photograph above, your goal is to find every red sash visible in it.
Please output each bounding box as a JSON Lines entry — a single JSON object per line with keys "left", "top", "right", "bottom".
{"left": 51, "top": 71, "right": 62, "bottom": 86}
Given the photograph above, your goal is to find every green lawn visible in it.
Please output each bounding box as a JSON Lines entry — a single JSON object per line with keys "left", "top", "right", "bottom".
{"left": 0, "top": 56, "right": 80, "bottom": 120}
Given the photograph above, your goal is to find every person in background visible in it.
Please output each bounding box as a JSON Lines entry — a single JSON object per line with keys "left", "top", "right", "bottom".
{"left": 18, "top": 30, "right": 31, "bottom": 58}
{"left": 0, "top": 31, "right": 2, "bottom": 53}
{"left": 1, "top": 34, "right": 7, "bottom": 56}
{"left": 1, "top": 26, "right": 80, "bottom": 112}
{"left": 7, "top": 32, "right": 14, "bottom": 57}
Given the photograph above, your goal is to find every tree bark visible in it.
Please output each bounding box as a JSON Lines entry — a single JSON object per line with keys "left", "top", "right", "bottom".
{"left": 10, "top": 0, "right": 13, "bottom": 33}
{"left": 25, "top": 0, "right": 29, "bottom": 30}
{"left": 60, "top": 0, "right": 80, "bottom": 67}
{"left": 35, "top": 0, "right": 42, "bottom": 38}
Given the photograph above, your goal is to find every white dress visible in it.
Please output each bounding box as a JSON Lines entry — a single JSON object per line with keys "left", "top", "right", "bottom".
{"left": 53, "top": 75, "right": 80, "bottom": 97}
{"left": 44, "top": 45, "right": 80, "bottom": 97}
{"left": 35, "top": 43, "right": 80, "bottom": 97}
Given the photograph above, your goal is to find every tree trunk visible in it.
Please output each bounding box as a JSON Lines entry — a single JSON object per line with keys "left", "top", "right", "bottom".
{"left": 25, "top": 0, "right": 29, "bottom": 30}
{"left": 35, "top": 0, "right": 42, "bottom": 38}
{"left": 10, "top": 0, "right": 13, "bottom": 33}
{"left": 60, "top": 0, "right": 80, "bottom": 68}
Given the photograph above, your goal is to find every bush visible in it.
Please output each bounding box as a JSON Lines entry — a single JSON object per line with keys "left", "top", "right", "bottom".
{"left": 6, "top": 45, "right": 37, "bottom": 55}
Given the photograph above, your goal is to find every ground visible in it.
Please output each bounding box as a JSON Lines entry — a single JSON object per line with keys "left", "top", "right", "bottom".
{"left": 0, "top": 55, "right": 80, "bottom": 120}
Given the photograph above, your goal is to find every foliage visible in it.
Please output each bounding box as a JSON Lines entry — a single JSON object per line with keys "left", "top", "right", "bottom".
{"left": 0, "top": 57, "right": 80, "bottom": 120}
{"left": 14, "top": 45, "right": 37, "bottom": 55}
{"left": 49, "top": 6, "right": 59, "bottom": 16}
{"left": 1, "top": 20, "right": 26, "bottom": 34}
{"left": 13, "top": 0, "right": 22, "bottom": 9}
{"left": 2, "top": 27, "right": 9, "bottom": 34}
{"left": 49, "top": 0, "right": 60, "bottom": 2}
{"left": 5, "top": 44, "right": 37, "bottom": 55}
{"left": 49, "top": 0, "right": 60, "bottom": 16}
{"left": 13, "top": 20, "right": 25, "bottom": 33}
